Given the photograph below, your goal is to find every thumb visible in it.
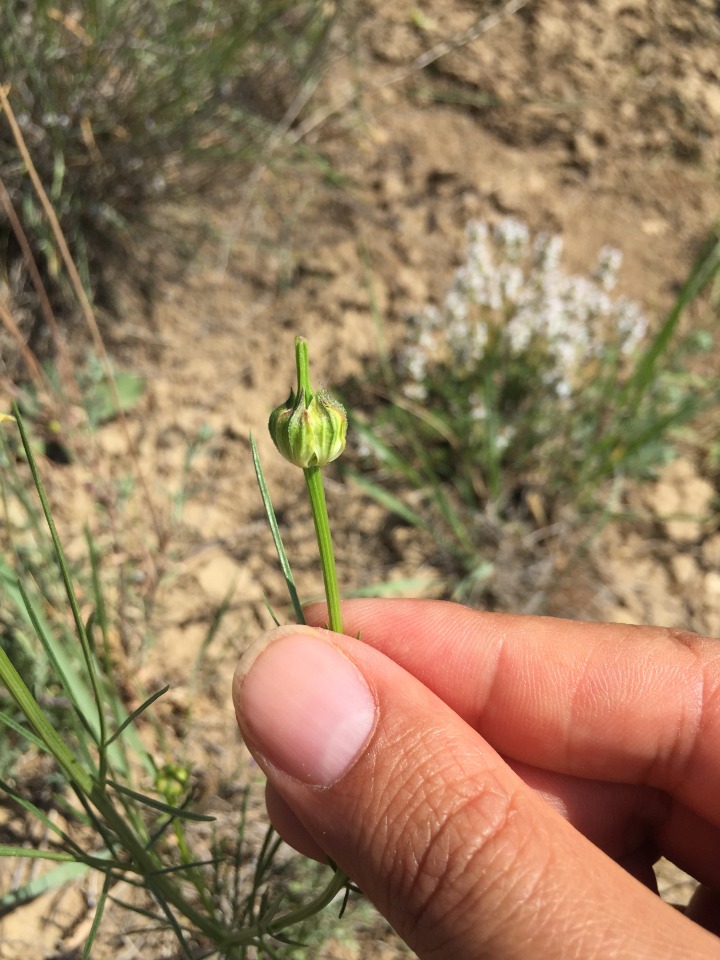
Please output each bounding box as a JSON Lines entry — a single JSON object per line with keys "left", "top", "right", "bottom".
{"left": 232, "top": 625, "right": 713, "bottom": 960}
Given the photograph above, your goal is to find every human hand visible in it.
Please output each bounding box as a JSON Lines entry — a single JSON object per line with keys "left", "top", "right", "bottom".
{"left": 232, "top": 599, "right": 720, "bottom": 959}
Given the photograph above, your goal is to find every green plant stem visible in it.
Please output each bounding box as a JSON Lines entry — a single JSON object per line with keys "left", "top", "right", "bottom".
{"left": 1, "top": 599, "right": 346, "bottom": 951}
{"left": 12, "top": 403, "right": 108, "bottom": 765}
{"left": 225, "top": 861, "right": 348, "bottom": 949}
{"left": 294, "top": 336, "right": 344, "bottom": 633}
{"left": 295, "top": 336, "right": 313, "bottom": 401}
{"left": 303, "top": 465, "right": 343, "bottom": 633}
{"left": 5, "top": 404, "right": 348, "bottom": 950}
{"left": 292, "top": 335, "right": 350, "bottom": 919}
{"left": 0, "top": 642, "right": 225, "bottom": 941}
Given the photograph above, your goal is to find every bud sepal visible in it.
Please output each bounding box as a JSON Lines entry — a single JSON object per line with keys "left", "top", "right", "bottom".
{"left": 268, "top": 380, "right": 347, "bottom": 470}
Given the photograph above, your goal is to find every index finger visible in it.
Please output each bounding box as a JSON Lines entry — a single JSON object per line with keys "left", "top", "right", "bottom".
{"left": 304, "top": 598, "right": 720, "bottom": 827}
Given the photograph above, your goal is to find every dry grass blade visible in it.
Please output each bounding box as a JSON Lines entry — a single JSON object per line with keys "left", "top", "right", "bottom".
{"left": 0, "top": 175, "right": 75, "bottom": 398}
{"left": 0, "top": 83, "right": 163, "bottom": 545}
{"left": 0, "top": 292, "right": 44, "bottom": 387}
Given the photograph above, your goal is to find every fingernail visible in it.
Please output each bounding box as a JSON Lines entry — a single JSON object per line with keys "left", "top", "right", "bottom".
{"left": 233, "top": 628, "right": 377, "bottom": 786}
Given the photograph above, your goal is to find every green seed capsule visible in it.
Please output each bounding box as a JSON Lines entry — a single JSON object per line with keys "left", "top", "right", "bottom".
{"left": 269, "top": 386, "right": 347, "bottom": 469}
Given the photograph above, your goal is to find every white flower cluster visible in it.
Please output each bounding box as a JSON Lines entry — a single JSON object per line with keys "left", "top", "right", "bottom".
{"left": 400, "top": 218, "right": 648, "bottom": 402}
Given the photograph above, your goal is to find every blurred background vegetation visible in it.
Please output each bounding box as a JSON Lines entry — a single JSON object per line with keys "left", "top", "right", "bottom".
{"left": 0, "top": 0, "right": 337, "bottom": 363}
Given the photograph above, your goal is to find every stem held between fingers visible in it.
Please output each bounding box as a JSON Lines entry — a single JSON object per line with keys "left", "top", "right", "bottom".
{"left": 304, "top": 465, "right": 343, "bottom": 634}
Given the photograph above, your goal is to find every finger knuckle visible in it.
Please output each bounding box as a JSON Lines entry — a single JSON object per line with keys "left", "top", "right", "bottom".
{"left": 365, "top": 727, "right": 547, "bottom": 954}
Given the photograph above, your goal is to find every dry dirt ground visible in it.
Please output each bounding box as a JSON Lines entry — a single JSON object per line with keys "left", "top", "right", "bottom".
{"left": 1, "top": 1, "right": 720, "bottom": 956}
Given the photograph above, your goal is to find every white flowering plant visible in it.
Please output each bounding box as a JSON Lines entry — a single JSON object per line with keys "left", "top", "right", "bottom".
{"left": 351, "top": 219, "right": 717, "bottom": 599}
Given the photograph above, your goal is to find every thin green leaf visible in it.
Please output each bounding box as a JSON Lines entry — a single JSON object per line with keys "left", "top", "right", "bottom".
{"left": 268, "top": 930, "right": 308, "bottom": 948}
{"left": 0, "top": 859, "right": 88, "bottom": 909}
{"left": 0, "top": 846, "right": 75, "bottom": 861}
{"left": 15, "top": 577, "right": 101, "bottom": 754}
{"left": 70, "top": 784, "right": 122, "bottom": 859}
{"left": 85, "top": 609, "right": 97, "bottom": 655}
{"left": 104, "top": 686, "right": 169, "bottom": 747}
{"left": 262, "top": 594, "right": 281, "bottom": 626}
{"left": 258, "top": 941, "right": 291, "bottom": 960}
{"left": 452, "top": 562, "right": 495, "bottom": 602}
{"left": 338, "top": 882, "right": 352, "bottom": 919}
{"left": 0, "top": 776, "right": 82, "bottom": 853}
{"left": 0, "top": 645, "right": 93, "bottom": 792}
{"left": 191, "top": 589, "right": 234, "bottom": 689}
{"left": 86, "top": 527, "right": 155, "bottom": 780}
{"left": 51, "top": 791, "right": 94, "bottom": 828}
{"left": 343, "top": 576, "right": 442, "bottom": 598}
{"left": 148, "top": 888, "right": 194, "bottom": 960}
{"left": 346, "top": 470, "right": 433, "bottom": 533}
{"left": 83, "top": 874, "right": 111, "bottom": 960}
{"left": 144, "top": 811, "right": 178, "bottom": 853}
{"left": 149, "top": 857, "right": 221, "bottom": 877}
{"left": 107, "top": 894, "right": 175, "bottom": 926}
{"left": 0, "top": 709, "right": 50, "bottom": 753}
{"left": 251, "top": 434, "right": 305, "bottom": 624}
{"left": 232, "top": 789, "right": 250, "bottom": 927}
{"left": 370, "top": 401, "right": 477, "bottom": 556}
{"left": 0, "top": 843, "right": 119, "bottom": 875}
{"left": 254, "top": 826, "right": 283, "bottom": 889}
{"left": 259, "top": 889, "right": 286, "bottom": 929}
{"left": 624, "top": 233, "right": 720, "bottom": 409}
{"left": 85, "top": 528, "right": 109, "bottom": 657}
{"left": 106, "top": 780, "right": 216, "bottom": 822}
{"left": 11, "top": 405, "right": 108, "bottom": 756}
{"left": 350, "top": 414, "right": 424, "bottom": 486}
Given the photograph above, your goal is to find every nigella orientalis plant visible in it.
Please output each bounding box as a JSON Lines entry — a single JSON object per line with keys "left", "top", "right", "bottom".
{"left": 251, "top": 334, "right": 353, "bottom": 912}
{"left": 266, "top": 337, "right": 347, "bottom": 633}
{"left": 0, "top": 367, "right": 351, "bottom": 956}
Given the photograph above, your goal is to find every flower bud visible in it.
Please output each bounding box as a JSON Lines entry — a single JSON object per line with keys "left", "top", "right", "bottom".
{"left": 155, "top": 762, "right": 190, "bottom": 804}
{"left": 269, "top": 386, "right": 347, "bottom": 469}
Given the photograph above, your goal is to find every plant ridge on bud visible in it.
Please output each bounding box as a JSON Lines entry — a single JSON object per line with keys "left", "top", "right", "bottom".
{"left": 269, "top": 383, "right": 347, "bottom": 469}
